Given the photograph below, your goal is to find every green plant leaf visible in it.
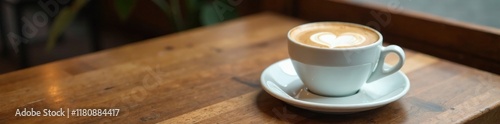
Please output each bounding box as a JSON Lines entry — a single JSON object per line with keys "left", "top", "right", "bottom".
{"left": 200, "top": 0, "right": 238, "bottom": 26}
{"left": 114, "top": 0, "right": 136, "bottom": 21}
{"left": 186, "top": 0, "right": 202, "bottom": 28}
{"left": 200, "top": 1, "right": 219, "bottom": 25}
{"left": 169, "top": 0, "right": 185, "bottom": 30}
{"left": 46, "top": 0, "right": 88, "bottom": 51}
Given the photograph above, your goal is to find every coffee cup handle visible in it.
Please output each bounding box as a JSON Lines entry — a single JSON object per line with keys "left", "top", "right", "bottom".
{"left": 366, "top": 45, "right": 405, "bottom": 83}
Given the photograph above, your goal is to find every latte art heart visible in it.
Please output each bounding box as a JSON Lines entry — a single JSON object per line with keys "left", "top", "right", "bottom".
{"left": 309, "top": 32, "right": 366, "bottom": 48}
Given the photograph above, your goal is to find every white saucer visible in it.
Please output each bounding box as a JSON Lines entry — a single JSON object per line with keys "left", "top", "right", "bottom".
{"left": 260, "top": 59, "right": 410, "bottom": 113}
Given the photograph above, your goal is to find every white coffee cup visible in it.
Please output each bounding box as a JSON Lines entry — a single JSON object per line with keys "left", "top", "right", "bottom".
{"left": 288, "top": 22, "right": 405, "bottom": 97}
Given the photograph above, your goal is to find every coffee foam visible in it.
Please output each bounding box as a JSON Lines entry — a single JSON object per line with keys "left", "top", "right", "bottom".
{"left": 309, "top": 32, "right": 366, "bottom": 48}
{"left": 290, "top": 23, "right": 379, "bottom": 48}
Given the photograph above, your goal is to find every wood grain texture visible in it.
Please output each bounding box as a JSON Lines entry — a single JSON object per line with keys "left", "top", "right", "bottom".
{"left": 0, "top": 12, "right": 499, "bottom": 123}
{"left": 296, "top": 0, "right": 500, "bottom": 74}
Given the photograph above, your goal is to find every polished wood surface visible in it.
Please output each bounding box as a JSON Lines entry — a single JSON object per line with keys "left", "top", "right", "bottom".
{"left": 0, "top": 13, "right": 499, "bottom": 123}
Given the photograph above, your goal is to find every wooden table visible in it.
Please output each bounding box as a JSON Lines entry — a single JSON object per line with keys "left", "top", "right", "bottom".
{"left": 1, "top": 13, "right": 499, "bottom": 123}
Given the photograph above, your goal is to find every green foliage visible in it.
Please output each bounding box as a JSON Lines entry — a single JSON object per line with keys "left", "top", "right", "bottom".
{"left": 46, "top": 0, "right": 88, "bottom": 51}
{"left": 114, "top": 0, "right": 136, "bottom": 21}
{"left": 200, "top": 0, "right": 238, "bottom": 25}
{"left": 47, "top": 0, "right": 240, "bottom": 51}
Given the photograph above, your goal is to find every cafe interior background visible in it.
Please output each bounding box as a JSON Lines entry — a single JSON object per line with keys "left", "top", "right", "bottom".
{"left": 0, "top": 0, "right": 499, "bottom": 74}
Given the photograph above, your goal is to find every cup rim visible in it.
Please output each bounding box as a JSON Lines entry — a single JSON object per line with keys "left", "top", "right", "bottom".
{"left": 288, "top": 22, "right": 383, "bottom": 50}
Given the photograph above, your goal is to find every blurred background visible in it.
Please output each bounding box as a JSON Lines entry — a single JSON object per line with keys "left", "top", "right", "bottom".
{"left": 0, "top": 0, "right": 263, "bottom": 74}
{"left": 0, "top": 0, "right": 499, "bottom": 74}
